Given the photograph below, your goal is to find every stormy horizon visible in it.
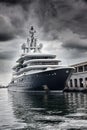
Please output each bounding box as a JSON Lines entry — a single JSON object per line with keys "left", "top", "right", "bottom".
{"left": 0, "top": 0, "right": 87, "bottom": 85}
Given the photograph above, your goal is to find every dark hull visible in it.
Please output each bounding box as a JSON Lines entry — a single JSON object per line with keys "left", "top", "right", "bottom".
{"left": 8, "top": 68, "right": 73, "bottom": 92}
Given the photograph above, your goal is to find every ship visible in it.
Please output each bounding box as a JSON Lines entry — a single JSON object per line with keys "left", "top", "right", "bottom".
{"left": 8, "top": 26, "right": 74, "bottom": 92}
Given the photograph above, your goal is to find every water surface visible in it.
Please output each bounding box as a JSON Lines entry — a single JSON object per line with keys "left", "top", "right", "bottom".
{"left": 0, "top": 88, "right": 87, "bottom": 130}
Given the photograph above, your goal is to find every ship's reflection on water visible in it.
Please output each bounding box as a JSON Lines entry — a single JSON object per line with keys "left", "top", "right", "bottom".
{"left": 1, "top": 89, "right": 87, "bottom": 130}
{"left": 7, "top": 90, "right": 87, "bottom": 130}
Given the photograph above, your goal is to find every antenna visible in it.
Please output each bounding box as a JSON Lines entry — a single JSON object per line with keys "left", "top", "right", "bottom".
{"left": 27, "top": 38, "right": 30, "bottom": 52}
{"left": 29, "top": 26, "right": 36, "bottom": 48}
{"left": 21, "top": 26, "right": 43, "bottom": 54}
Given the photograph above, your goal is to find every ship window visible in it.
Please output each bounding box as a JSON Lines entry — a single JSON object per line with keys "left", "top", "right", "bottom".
{"left": 70, "top": 79, "right": 73, "bottom": 87}
{"left": 14, "top": 80, "right": 17, "bottom": 83}
{"left": 30, "top": 61, "right": 58, "bottom": 65}
{"left": 21, "top": 78, "right": 23, "bottom": 81}
{"left": 84, "top": 65, "right": 87, "bottom": 71}
{"left": 78, "top": 66, "right": 83, "bottom": 72}
{"left": 11, "top": 80, "right": 14, "bottom": 83}
{"left": 19, "top": 78, "right": 23, "bottom": 81}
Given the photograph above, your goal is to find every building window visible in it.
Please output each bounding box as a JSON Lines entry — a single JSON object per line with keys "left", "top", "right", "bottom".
{"left": 74, "top": 67, "right": 77, "bottom": 73}
{"left": 85, "top": 78, "right": 87, "bottom": 87}
{"left": 74, "top": 79, "right": 77, "bottom": 87}
{"left": 78, "top": 66, "right": 83, "bottom": 72}
{"left": 84, "top": 65, "right": 87, "bottom": 71}
{"left": 79, "top": 78, "right": 83, "bottom": 87}
{"left": 70, "top": 79, "right": 73, "bottom": 87}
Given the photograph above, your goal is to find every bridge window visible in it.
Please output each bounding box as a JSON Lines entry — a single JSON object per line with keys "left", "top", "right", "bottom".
{"left": 30, "top": 61, "right": 58, "bottom": 65}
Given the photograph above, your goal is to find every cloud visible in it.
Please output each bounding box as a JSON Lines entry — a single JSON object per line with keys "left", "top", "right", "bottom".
{"left": 0, "top": 50, "right": 16, "bottom": 60}
{"left": 83, "top": 0, "right": 87, "bottom": 3}
{"left": 0, "top": 0, "right": 34, "bottom": 5}
{"left": 0, "top": 60, "right": 12, "bottom": 73}
{"left": 0, "top": 38, "right": 23, "bottom": 60}
{"left": 0, "top": 0, "right": 87, "bottom": 41}
{"left": 33, "top": 0, "right": 87, "bottom": 40}
{"left": 62, "top": 38, "right": 87, "bottom": 51}
{"left": 60, "top": 31, "right": 87, "bottom": 60}
{"left": 0, "top": 0, "right": 86, "bottom": 39}
{"left": 0, "top": 15, "right": 16, "bottom": 41}
{"left": 61, "top": 30, "right": 87, "bottom": 51}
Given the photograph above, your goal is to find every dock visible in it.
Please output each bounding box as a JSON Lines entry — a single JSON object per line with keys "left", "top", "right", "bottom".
{"left": 63, "top": 87, "right": 87, "bottom": 92}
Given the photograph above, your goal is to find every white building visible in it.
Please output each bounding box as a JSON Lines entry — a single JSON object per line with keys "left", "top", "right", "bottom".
{"left": 68, "top": 61, "right": 87, "bottom": 90}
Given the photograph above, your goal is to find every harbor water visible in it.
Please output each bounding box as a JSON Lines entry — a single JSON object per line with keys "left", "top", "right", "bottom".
{"left": 1, "top": 89, "right": 87, "bottom": 130}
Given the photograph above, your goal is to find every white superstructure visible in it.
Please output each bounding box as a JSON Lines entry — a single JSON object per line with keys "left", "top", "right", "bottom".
{"left": 12, "top": 26, "right": 61, "bottom": 77}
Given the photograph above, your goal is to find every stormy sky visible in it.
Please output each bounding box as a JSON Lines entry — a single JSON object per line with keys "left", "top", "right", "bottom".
{"left": 0, "top": 0, "right": 87, "bottom": 85}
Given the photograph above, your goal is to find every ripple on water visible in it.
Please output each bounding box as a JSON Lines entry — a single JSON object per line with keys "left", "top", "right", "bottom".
{"left": 0, "top": 89, "right": 87, "bottom": 130}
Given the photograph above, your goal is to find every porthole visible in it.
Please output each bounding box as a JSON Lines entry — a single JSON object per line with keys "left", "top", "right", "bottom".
{"left": 66, "top": 70, "right": 69, "bottom": 73}
{"left": 54, "top": 73, "right": 56, "bottom": 75}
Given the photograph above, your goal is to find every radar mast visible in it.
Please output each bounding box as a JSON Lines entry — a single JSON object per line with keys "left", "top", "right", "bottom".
{"left": 21, "top": 26, "right": 43, "bottom": 53}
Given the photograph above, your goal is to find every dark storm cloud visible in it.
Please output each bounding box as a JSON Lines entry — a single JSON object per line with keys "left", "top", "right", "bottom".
{"left": 0, "top": 15, "right": 16, "bottom": 41}
{"left": 0, "top": 0, "right": 87, "bottom": 41}
{"left": 37, "top": 0, "right": 86, "bottom": 38}
{"left": 0, "top": 50, "right": 16, "bottom": 60}
{"left": 61, "top": 31, "right": 87, "bottom": 56}
{"left": 62, "top": 38, "right": 87, "bottom": 51}
{"left": 83, "top": 0, "right": 87, "bottom": 2}
{"left": 0, "top": 33, "right": 15, "bottom": 41}
{"left": 0, "top": 0, "right": 33, "bottom": 4}
{"left": 61, "top": 36, "right": 87, "bottom": 61}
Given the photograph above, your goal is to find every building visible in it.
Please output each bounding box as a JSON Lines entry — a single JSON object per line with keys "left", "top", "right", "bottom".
{"left": 67, "top": 61, "right": 87, "bottom": 90}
